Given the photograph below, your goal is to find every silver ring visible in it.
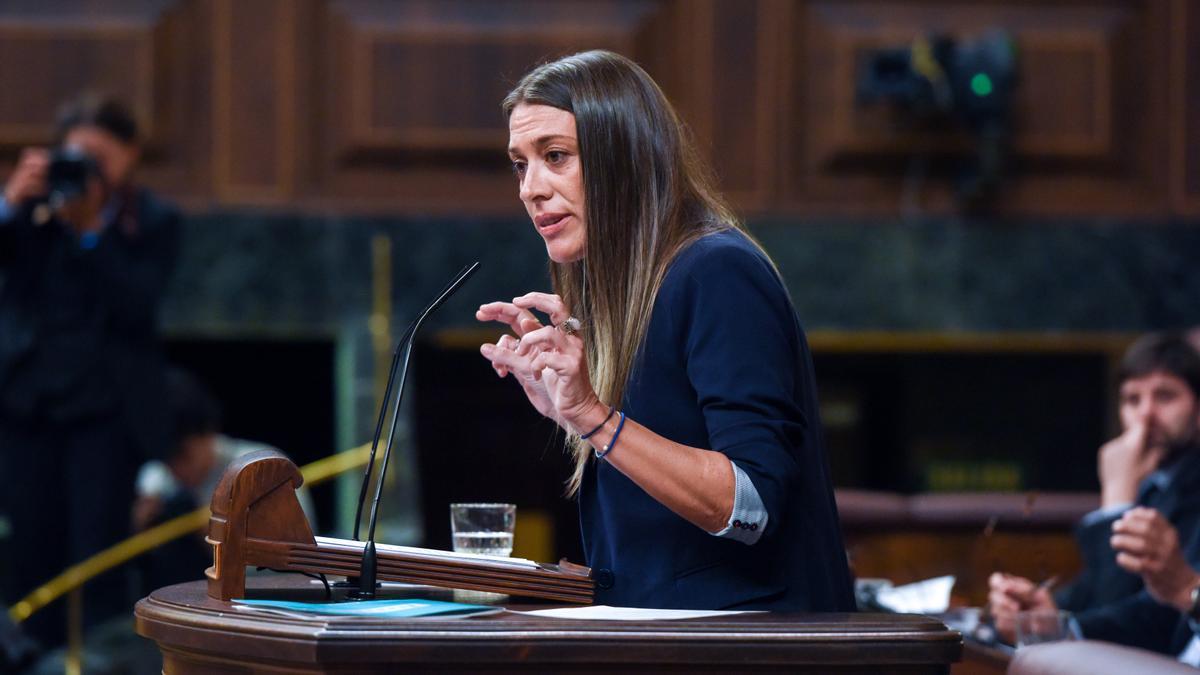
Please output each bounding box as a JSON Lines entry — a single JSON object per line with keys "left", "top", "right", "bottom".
{"left": 556, "top": 316, "right": 582, "bottom": 336}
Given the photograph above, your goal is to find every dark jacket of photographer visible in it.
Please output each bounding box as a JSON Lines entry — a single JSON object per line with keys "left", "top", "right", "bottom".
{"left": 0, "top": 188, "right": 180, "bottom": 460}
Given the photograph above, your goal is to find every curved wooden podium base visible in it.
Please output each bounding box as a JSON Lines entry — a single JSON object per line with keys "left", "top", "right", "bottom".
{"left": 135, "top": 577, "right": 961, "bottom": 674}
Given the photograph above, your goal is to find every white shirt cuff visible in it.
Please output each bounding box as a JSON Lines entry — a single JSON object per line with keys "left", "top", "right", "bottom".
{"left": 1067, "top": 615, "right": 1084, "bottom": 640}
{"left": 136, "top": 460, "right": 179, "bottom": 497}
{"left": 709, "top": 461, "right": 768, "bottom": 545}
{"left": 1079, "top": 503, "right": 1132, "bottom": 528}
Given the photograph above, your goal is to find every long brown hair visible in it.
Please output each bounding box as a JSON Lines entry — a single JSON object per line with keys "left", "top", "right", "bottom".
{"left": 504, "top": 50, "right": 759, "bottom": 495}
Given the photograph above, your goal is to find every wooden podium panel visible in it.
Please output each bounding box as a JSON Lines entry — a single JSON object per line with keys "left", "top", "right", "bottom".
{"left": 135, "top": 578, "right": 962, "bottom": 674}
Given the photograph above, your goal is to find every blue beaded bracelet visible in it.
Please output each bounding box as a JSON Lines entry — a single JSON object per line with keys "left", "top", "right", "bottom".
{"left": 579, "top": 406, "right": 616, "bottom": 440}
{"left": 595, "top": 411, "right": 626, "bottom": 460}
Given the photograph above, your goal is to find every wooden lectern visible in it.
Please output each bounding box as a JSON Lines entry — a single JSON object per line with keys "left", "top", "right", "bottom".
{"left": 136, "top": 449, "right": 963, "bottom": 673}
{"left": 204, "top": 449, "right": 593, "bottom": 603}
{"left": 136, "top": 577, "right": 963, "bottom": 674}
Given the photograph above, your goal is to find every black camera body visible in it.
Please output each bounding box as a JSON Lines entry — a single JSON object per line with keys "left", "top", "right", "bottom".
{"left": 856, "top": 30, "right": 1016, "bottom": 130}
{"left": 856, "top": 30, "right": 1017, "bottom": 210}
{"left": 45, "top": 147, "right": 102, "bottom": 209}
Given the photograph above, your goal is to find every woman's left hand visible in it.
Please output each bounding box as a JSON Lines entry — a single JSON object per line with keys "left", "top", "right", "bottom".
{"left": 510, "top": 292, "right": 604, "bottom": 433}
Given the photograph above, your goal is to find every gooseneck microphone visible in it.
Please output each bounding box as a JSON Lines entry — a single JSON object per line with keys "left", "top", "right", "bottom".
{"left": 350, "top": 261, "right": 480, "bottom": 600}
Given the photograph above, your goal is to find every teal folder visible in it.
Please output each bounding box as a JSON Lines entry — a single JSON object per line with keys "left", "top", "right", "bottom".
{"left": 234, "top": 598, "right": 503, "bottom": 619}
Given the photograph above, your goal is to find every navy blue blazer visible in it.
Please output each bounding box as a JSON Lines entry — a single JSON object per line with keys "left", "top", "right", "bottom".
{"left": 1074, "top": 588, "right": 1195, "bottom": 656}
{"left": 1065, "top": 448, "right": 1200, "bottom": 653}
{"left": 578, "top": 230, "right": 854, "bottom": 611}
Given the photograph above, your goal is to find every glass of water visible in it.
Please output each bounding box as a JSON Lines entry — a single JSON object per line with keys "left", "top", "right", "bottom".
{"left": 449, "top": 503, "right": 515, "bottom": 557}
{"left": 1015, "top": 609, "right": 1078, "bottom": 648}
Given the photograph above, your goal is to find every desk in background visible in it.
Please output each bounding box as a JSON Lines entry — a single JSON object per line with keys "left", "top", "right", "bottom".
{"left": 838, "top": 490, "right": 1096, "bottom": 605}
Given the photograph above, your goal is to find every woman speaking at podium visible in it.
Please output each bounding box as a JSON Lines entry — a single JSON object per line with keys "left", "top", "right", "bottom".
{"left": 478, "top": 50, "right": 853, "bottom": 612}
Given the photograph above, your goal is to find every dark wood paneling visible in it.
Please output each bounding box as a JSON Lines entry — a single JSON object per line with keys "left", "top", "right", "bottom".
{"left": 309, "top": 0, "right": 669, "bottom": 213}
{"left": 0, "top": 0, "right": 1192, "bottom": 218}
{"left": 0, "top": 2, "right": 169, "bottom": 147}
{"left": 706, "top": 0, "right": 778, "bottom": 210}
{"left": 212, "top": 0, "right": 299, "bottom": 203}
{"left": 133, "top": 0, "right": 210, "bottom": 203}
{"left": 0, "top": 0, "right": 213, "bottom": 204}
{"left": 784, "top": 0, "right": 1172, "bottom": 216}
{"left": 1174, "top": 0, "right": 1200, "bottom": 214}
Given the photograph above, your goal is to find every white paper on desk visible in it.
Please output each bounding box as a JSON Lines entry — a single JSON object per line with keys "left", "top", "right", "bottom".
{"left": 517, "top": 605, "right": 761, "bottom": 621}
{"left": 313, "top": 536, "right": 540, "bottom": 570}
{"left": 875, "top": 575, "right": 955, "bottom": 614}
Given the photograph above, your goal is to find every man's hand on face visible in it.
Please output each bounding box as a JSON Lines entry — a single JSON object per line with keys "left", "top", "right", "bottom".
{"left": 1112, "top": 507, "right": 1200, "bottom": 613}
{"left": 3, "top": 147, "right": 50, "bottom": 206}
{"left": 1098, "top": 417, "right": 1162, "bottom": 508}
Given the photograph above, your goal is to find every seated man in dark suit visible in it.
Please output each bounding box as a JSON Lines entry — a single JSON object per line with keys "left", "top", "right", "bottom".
{"left": 999, "top": 507, "right": 1200, "bottom": 668}
{"left": 988, "top": 333, "right": 1200, "bottom": 644}
{"left": 0, "top": 94, "right": 180, "bottom": 647}
{"left": 1096, "top": 506, "right": 1200, "bottom": 663}
{"left": 132, "top": 368, "right": 315, "bottom": 594}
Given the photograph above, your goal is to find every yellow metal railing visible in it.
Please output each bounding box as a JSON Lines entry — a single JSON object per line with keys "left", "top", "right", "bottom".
{"left": 8, "top": 442, "right": 371, "bottom": 625}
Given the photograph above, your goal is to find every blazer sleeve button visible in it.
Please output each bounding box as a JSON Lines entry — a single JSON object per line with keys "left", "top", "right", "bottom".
{"left": 595, "top": 568, "right": 615, "bottom": 589}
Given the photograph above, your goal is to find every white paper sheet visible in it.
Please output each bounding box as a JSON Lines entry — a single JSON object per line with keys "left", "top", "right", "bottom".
{"left": 875, "top": 575, "right": 956, "bottom": 614}
{"left": 314, "top": 536, "right": 539, "bottom": 569}
{"left": 517, "top": 605, "right": 761, "bottom": 621}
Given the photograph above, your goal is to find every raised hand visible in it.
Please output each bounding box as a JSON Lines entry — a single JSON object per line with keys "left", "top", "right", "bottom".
{"left": 477, "top": 292, "right": 603, "bottom": 434}
{"left": 1112, "top": 507, "right": 1200, "bottom": 612}
{"left": 510, "top": 292, "right": 602, "bottom": 431}
{"left": 477, "top": 301, "right": 559, "bottom": 421}
{"left": 3, "top": 147, "right": 50, "bottom": 206}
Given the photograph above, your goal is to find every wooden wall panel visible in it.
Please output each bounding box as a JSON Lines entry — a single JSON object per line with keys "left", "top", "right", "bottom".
{"left": 307, "top": 0, "right": 670, "bottom": 213}
{"left": 212, "top": 0, "right": 300, "bottom": 203}
{"left": 1173, "top": 0, "right": 1200, "bottom": 214}
{"left": 0, "top": 0, "right": 213, "bottom": 204}
{"left": 704, "top": 0, "right": 778, "bottom": 211}
{"left": 142, "top": 0, "right": 215, "bottom": 203}
{"left": 784, "top": 0, "right": 1172, "bottom": 216}
{"left": 0, "top": 3, "right": 167, "bottom": 147}
{"left": 0, "top": 0, "right": 1192, "bottom": 219}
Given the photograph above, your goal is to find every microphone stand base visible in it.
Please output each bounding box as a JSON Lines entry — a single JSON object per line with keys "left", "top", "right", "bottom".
{"left": 346, "top": 587, "right": 381, "bottom": 601}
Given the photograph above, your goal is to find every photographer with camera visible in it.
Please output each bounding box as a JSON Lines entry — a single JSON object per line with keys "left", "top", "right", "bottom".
{"left": 0, "top": 94, "right": 179, "bottom": 649}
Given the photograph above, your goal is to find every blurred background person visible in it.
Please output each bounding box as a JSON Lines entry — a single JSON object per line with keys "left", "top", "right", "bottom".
{"left": 0, "top": 93, "right": 180, "bottom": 647}
{"left": 1083, "top": 506, "right": 1200, "bottom": 661}
{"left": 988, "top": 333, "right": 1200, "bottom": 643}
{"left": 132, "top": 367, "right": 314, "bottom": 595}
{"left": 1019, "top": 504, "right": 1200, "bottom": 665}
{"left": 131, "top": 367, "right": 221, "bottom": 597}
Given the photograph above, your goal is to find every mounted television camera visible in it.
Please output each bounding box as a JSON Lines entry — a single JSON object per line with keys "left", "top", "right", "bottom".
{"left": 856, "top": 29, "right": 1017, "bottom": 211}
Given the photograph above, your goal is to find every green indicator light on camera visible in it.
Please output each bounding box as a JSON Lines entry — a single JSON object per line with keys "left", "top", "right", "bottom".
{"left": 970, "top": 73, "right": 993, "bottom": 97}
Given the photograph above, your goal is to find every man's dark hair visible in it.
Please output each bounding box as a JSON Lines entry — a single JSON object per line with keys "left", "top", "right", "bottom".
{"left": 1118, "top": 332, "right": 1200, "bottom": 398}
{"left": 53, "top": 93, "right": 139, "bottom": 145}
{"left": 166, "top": 368, "right": 222, "bottom": 452}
